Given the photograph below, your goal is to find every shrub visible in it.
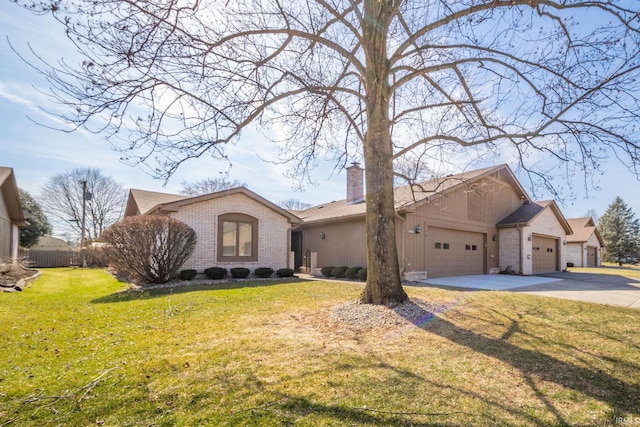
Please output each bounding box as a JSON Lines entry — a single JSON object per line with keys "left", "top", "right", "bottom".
{"left": 82, "top": 246, "right": 109, "bottom": 268}
{"left": 357, "top": 267, "right": 367, "bottom": 281}
{"left": 276, "top": 268, "right": 294, "bottom": 278}
{"left": 345, "top": 266, "right": 362, "bottom": 279}
{"left": 204, "top": 267, "right": 227, "bottom": 280}
{"left": 101, "top": 215, "right": 196, "bottom": 285}
{"left": 179, "top": 269, "right": 197, "bottom": 280}
{"left": 321, "top": 266, "right": 336, "bottom": 277}
{"left": 332, "top": 266, "right": 349, "bottom": 278}
{"left": 230, "top": 267, "right": 250, "bottom": 279}
{"left": 254, "top": 267, "right": 274, "bottom": 278}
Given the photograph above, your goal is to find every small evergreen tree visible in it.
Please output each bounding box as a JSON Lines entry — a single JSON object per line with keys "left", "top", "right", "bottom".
{"left": 599, "top": 197, "right": 640, "bottom": 265}
{"left": 18, "top": 189, "right": 52, "bottom": 248}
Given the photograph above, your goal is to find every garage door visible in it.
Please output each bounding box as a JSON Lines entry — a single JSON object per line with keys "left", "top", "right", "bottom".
{"left": 426, "top": 227, "right": 485, "bottom": 278}
{"left": 586, "top": 246, "right": 597, "bottom": 267}
{"left": 532, "top": 235, "right": 558, "bottom": 273}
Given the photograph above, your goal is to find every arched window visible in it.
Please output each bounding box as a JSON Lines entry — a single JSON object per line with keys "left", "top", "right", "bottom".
{"left": 217, "top": 213, "right": 258, "bottom": 262}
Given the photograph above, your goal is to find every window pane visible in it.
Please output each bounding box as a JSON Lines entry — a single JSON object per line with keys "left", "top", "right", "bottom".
{"left": 238, "top": 222, "right": 252, "bottom": 256}
{"left": 222, "top": 221, "right": 237, "bottom": 256}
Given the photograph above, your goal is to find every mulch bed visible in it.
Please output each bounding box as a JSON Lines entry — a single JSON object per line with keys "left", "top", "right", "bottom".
{"left": 0, "top": 266, "right": 40, "bottom": 292}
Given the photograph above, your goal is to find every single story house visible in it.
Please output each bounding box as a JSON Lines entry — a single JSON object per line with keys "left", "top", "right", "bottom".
{"left": 124, "top": 187, "right": 301, "bottom": 272}
{"left": 294, "top": 163, "right": 573, "bottom": 278}
{"left": 565, "top": 217, "right": 603, "bottom": 267}
{"left": 0, "top": 167, "right": 27, "bottom": 264}
{"left": 123, "top": 163, "right": 575, "bottom": 279}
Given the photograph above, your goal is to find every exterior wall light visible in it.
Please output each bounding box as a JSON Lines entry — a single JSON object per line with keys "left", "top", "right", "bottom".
{"left": 320, "top": 231, "right": 325, "bottom": 240}
{"left": 415, "top": 224, "right": 422, "bottom": 234}
{"left": 492, "top": 234, "right": 497, "bottom": 241}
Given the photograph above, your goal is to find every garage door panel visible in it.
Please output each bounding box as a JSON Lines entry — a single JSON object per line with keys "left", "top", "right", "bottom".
{"left": 426, "top": 227, "right": 485, "bottom": 278}
{"left": 532, "top": 235, "right": 558, "bottom": 273}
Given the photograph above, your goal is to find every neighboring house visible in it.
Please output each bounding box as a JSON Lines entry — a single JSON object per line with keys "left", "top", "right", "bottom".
{"left": 31, "top": 235, "right": 71, "bottom": 251}
{"left": 565, "top": 217, "right": 603, "bottom": 267}
{"left": 124, "top": 187, "right": 301, "bottom": 272}
{"left": 0, "top": 167, "right": 27, "bottom": 264}
{"left": 496, "top": 200, "right": 572, "bottom": 275}
{"left": 294, "top": 163, "right": 573, "bottom": 278}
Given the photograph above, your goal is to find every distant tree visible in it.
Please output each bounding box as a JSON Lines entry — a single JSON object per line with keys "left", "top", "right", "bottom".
{"left": 102, "top": 215, "right": 197, "bottom": 284}
{"left": 179, "top": 177, "right": 246, "bottom": 196}
{"left": 585, "top": 209, "right": 600, "bottom": 225}
{"left": 40, "top": 168, "right": 126, "bottom": 243}
{"left": 280, "top": 199, "right": 312, "bottom": 211}
{"left": 18, "top": 189, "right": 52, "bottom": 248}
{"left": 599, "top": 197, "right": 640, "bottom": 265}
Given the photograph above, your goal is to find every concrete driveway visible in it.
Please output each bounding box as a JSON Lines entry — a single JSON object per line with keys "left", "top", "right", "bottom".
{"left": 416, "top": 271, "right": 640, "bottom": 309}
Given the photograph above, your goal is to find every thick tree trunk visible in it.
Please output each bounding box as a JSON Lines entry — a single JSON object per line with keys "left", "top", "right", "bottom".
{"left": 359, "top": 0, "right": 408, "bottom": 306}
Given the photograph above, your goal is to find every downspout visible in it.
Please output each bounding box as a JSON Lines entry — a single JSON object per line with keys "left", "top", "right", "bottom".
{"left": 517, "top": 224, "right": 523, "bottom": 275}
{"left": 396, "top": 213, "right": 406, "bottom": 276}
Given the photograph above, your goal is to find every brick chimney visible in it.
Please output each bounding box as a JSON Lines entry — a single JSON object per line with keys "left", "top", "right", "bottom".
{"left": 346, "top": 162, "right": 364, "bottom": 204}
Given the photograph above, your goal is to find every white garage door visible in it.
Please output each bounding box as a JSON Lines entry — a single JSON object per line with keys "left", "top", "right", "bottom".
{"left": 426, "top": 227, "right": 485, "bottom": 278}
{"left": 532, "top": 235, "right": 558, "bottom": 273}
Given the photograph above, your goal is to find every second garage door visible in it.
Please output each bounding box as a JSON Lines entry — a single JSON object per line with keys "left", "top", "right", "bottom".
{"left": 426, "top": 227, "right": 485, "bottom": 278}
{"left": 532, "top": 235, "right": 558, "bottom": 273}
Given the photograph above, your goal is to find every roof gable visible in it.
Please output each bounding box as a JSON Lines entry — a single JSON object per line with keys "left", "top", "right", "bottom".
{"left": 566, "top": 217, "right": 604, "bottom": 245}
{"left": 127, "top": 186, "right": 300, "bottom": 224}
{"left": 298, "top": 164, "right": 531, "bottom": 224}
{"left": 497, "top": 200, "right": 573, "bottom": 234}
{"left": 124, "top": 189, "right": 189, "bottom": 217}
{"left": 0, "top": 166, "right": 27, "bottom": 226}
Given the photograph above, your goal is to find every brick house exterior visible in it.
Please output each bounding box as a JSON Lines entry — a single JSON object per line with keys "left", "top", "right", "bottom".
{"left": 124, "top": 187, "right": 300, "bottom": 272}
{"left": 565, "top": 217, "right": 603, "bottom": 267}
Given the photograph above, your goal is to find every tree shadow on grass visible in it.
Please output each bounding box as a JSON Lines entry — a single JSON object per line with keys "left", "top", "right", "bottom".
{"left": 90, "top": 278, "right": 309, "bottom": 304}
{"left": 397, "top": 301, "right": 640, "bottom": 422}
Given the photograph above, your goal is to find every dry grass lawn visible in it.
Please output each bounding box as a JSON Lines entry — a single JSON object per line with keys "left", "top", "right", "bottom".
{"left": 1, "top": 267, "right": 639, "bottom": 426}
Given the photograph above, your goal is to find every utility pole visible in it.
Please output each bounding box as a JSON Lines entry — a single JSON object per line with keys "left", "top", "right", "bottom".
{"left": 80, "top": 180, "right": 87, "bottom": 249}
{"left": 80, "top": 180, "right": 87, "bottom": 267}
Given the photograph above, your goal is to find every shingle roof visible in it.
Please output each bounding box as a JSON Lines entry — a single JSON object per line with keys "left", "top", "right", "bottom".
{"left": 496, "top": 201, "right": 545, "bottom": 226}
{"left": 297, "top": 164, "right": 527, "bottom": 224}
{"left": 124, "top": 189, "right": 188, "bottom": 216}
{"left": 566, "top": 217, "right": 603, "bottom": 245}
{"left": 497, "top": 200, "right": 573, "bottom": 235}
{"left": 125, "top": 187, "right": 301, "bottom": 224}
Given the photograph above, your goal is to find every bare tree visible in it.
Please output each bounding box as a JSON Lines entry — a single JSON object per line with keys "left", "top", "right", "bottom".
{"left": 180, "top": 177, "right": 246, "bottom": 196}
{"left": 17, "top": 0, "right": 640, "bottom": 304}
{"left": 40, "top": 168, "right": 126, "bottom": 243}
{"left": 280, "top": 199, "right": 313, "bottom": 211}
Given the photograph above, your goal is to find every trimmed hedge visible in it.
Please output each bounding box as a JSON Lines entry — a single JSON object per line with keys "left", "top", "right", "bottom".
{"left": 357, "top": 267, "right": 367, "bottom": 281}
{"left": 276, "top": 268, "right": 294, "bottom": 278}
{"left": 254, "top": 267, "right": 274, "bottom": 278}
{"left": 321, "top": 266, "right": 336, "bottom": 277}
{"left": 332, "top": 266, "right": 349, "bottom": 278}
{"left": 230, "top": 267, "right": 251, "bottom": 279}
{"left": 204, "top": 267, "right": 227, "bottom": 280}
{"left": 345, "top": 266, "right": 362, "bottom": 279}
{"left": 179, "top": 269, "right": 197, "bottom": 281}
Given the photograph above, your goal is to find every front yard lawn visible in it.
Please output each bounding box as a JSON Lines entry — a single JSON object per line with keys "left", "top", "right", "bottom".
{"left": 1, "top": 268, "right": 639, "bottom": 426}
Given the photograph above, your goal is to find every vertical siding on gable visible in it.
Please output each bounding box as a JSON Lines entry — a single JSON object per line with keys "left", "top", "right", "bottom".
{"left": 169, "top": 193, "right": 291, "bottom": 272}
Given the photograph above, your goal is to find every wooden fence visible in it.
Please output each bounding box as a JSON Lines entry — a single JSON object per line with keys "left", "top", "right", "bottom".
{"left": 19, "top": 249, "right": 82, "bottom": 268}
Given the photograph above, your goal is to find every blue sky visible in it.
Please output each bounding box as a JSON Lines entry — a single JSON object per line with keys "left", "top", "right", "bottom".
{"left": 1, "top": 2, "right": 639, "bottom": 228}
